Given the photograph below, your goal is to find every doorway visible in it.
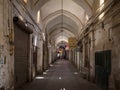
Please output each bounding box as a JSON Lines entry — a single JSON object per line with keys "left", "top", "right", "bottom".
{"left": 95, "top": 50, "right": 111, "bottom": 90}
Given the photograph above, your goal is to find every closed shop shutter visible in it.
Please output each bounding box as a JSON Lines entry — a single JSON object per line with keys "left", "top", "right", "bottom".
{"left": 14, "top": 24, "right": 29, "bottom": 88}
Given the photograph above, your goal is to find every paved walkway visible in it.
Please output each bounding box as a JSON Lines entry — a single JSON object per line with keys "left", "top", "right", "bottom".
{"left": 17, "top": 60, "right": 101, "bottom": 90}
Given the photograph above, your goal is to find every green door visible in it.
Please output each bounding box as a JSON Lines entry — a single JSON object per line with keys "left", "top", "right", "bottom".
{"left": 95, "top": 50, "right": 111, "bottom": 90}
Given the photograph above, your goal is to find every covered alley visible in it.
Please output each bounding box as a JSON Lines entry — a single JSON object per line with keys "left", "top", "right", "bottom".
{"left": 0, "top": 0, "right": 120, "bottom": 90}
{"left": 17, "top": 60, "right": 101, "bottom": 90}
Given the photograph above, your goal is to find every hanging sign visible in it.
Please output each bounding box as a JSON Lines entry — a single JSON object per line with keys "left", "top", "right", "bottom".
{"left": 68, "top": 37, "right": 77, "bottom": 49}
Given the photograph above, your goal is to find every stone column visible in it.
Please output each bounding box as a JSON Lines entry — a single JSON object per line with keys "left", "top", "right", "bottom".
{"left": 90, "top": 31, "right": 95, "bottom": 82}
{"left": 77, "top": 49, "right": 80, "bottom": 70}
{"left": 37, "top": 40, "right": 43, "bottom": 74}
{"left": 0, "top": 0, "right": 14, "bottom": 89}
{"left": 43, "top": 40, "right": 49, "bottom": 71}
{"left": 82, "top": 39, "right": 85, "bottom": 68}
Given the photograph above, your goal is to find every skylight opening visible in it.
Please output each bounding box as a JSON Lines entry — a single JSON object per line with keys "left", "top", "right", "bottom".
{"left": 99, "top": 0, "right": 105, "bottom": 19}
{"left": 24, "top": 0, "right": 27, "bottom": 3}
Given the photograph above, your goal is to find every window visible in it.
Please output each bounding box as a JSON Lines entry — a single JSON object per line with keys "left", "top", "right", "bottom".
{"left": 37, "top": 10, "right": 40, "bottom": 23}
{"left": 99, "top": 0, "right": 105, "bottom": 19}
{"left": 86, "top": 15, "right": 89, "bottom": 21}
{"left": 100, "top": 0, "right": 104, "bottom": 6}
{"left": 85, "top": 14, "right": 89, "bottom": 24}
{"left": 100, "top": 0, "right": 105, "bottom": 10}
{"left": 99, "top": 13, "right": 104, "bottom": 19}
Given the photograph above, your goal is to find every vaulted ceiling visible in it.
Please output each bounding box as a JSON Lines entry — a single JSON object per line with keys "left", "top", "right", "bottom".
{"left": 32, "top": 0, "right": 94, "bottom": 45}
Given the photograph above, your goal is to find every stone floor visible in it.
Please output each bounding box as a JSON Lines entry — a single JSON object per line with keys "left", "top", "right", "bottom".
{"left": 17, "top": 60, "right": 102, "bottom": 90}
